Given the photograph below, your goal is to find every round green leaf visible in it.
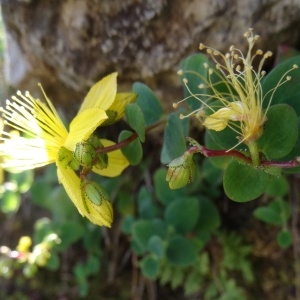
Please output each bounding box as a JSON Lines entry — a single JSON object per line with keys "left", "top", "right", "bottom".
{"left": 253, "top": 199, "right": 291, "bottom": 226}
{"left": 140, "top": 255, "right": 160, "bottom": 279}
{"left": 120, "top": 215, "right": 135, "bottom": 234}
{"left": 179, "top": 53, "right": 209, "bottom": 111}
{"left": 166, "top": 236, "right": 198, "bottom": 267}
{"left": 132, "top": 219, "right": 167, "bottom": 252}
{"left": 223, "top": 160, "right": 269, "bottom": 202}
{"left": 9, "top": 170, "right": 34, "bottom": 193}
{"left": 262, "top": 56, "right": 300, "bottom": 114}
{"left": 125, "top": 103, "right": 145, "bottom": 142}
{"left": 265, "top": 175, "right": 289, "bottom": 197}
{"left": 195, "top": 197, "right": 220, "bottom": 233}
{"left": 276, "top": 230, "right": 293, "bottom": 249}
{"left": 0, "top": 190, "right": 20, "bottom": 214}
{"left": 161, "top": 114, "right": 188, "bottom": 164}
{"left": 164, "top": 197, "right": 200, "bottom": 234}
{"left": 137, "top": 186, "right": 160, "bottom": 219}
{"left": 147, "top": 236, "right": 164, "bottom": 258}
{"left": 119, "top": 130, "right": 143, "bottom": 165}
{"left": 257, "top": 104, "right": 298, "bottom": 159}
{"left": 133, "top": 82, "right": 163, "bottom": 126}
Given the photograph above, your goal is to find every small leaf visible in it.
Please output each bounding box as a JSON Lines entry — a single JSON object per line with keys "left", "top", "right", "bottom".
{"left": 262, "top": 56, "right": 300, "bottom": 114}
{"left": 195, "top": 197, "right": 220, "bottom": 233}
{"left": 120, "top": 215, "right": 135, "bottom": 234}
{"left": 132, "top": 219, "right": 167, "bottom": 252}
{"left": 179, "top": 54, "right": 209, "bottom": 111}
{"left": 140, "top": 255, "right": 160, "bottom": 279}
{"left": 223, "top": 160, "right": 269, "bottom": 202}
{"left": 125, "top": 103, "right": 145, "bottom": 142}
{"left": 257, "top": 104, "right": 298, "bottom": 160}
{"left": 133, "top": 82, "right": 163, "bottom": 125}
{"left": 253, "top": 199, "right": 291, "bottom": 226}
{"left": 265, "top": 175, "right": 289, "bottom": 197}
{"left": 161, "top": 114, "right": 188, "bottom": 164}
{"left": 164, "top": 197, "right": 200, "bottom": 234}
{"left": 119, "top": 130, "right": 143, "bottom": 165}
{"left": 276, "top": 230, "right": 293, "bottom": 248}
{"left": 0, "top": 190, "right": 20, "bottom": 214}
{"left": 137, "top": 186, "right": 160, "bottom": 219}
{"left": 147, "top": 236, "right": 164, "bottom": 258}
{"left": 9, "top": 170, "right": 34, "bottom": 193}
{"left": 166, "top": 236, "right": 198, "bottom": 267}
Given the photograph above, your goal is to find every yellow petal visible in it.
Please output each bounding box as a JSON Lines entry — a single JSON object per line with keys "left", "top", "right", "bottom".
{"left": 64, "top": 108, "right": 108, "bottom": 150}
{"left": 203, "top": 107, "right": 232, "bottom": 131}
{"left": 56, "top": 160, "right": 84, "bottom": 216}
{"left": 92, "top": 139, "right": 129, "bottom": 177}
{"left": 57, "top": 161, "right": 113, "bottom": 227}
{"left": 228, "top": 101, "right": 246, "bottom": 121}
{"left": 103, "top": 92, "right": 137, "bottom": 125}
{"left": 78, "top": 72, "right": 117, "bottom": 113}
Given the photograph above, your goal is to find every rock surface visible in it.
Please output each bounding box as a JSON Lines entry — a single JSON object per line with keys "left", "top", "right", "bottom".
{"left": 1, "top": 0, "right": 300, "bottom": 109}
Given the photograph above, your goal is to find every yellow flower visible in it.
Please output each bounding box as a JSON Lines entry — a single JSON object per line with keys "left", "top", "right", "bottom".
{"left": 176, "top": 29, "right": 298, "bottom": 149}
{"left": 0, "top": 72, "right": 136, "bottom": 227}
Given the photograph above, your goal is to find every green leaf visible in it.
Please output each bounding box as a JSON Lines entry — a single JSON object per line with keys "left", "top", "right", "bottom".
{"left": 153, "top": 168, "right": 186, "bottom": 206}
{"left": 56, "top": 221, "right": 85, "bottom": 250}
{"left": 195, "top": 197, "right": 220, "bottom": 233}
{"left": 120, "top": 215, "right": 135, "bottom": 234}
{"left": 223, "top": 160, "right": 270, "bottom": 202}
{"left": 140, "top": 255, "right": 160, "bottom": 279}
{"left": 125, "top": 103, "right": 145, "bottom": 142}
{"left": 262, "top": 56, "right": 300, "bottom": 114}
{"left": 132, "top": 219, "right": 167, "bottom": 252}
{"left": 164, "top": 197, "right": 200, "bottom": 234}
{"left": 257, "top": 104, "right": 298, "bottom": 159}
{"left": 161, "top": 114, "right": 188, "bottom": 164}
{"left": 166, "top": 236, "right": 198, "bottom": 267}
{"left": 253, "top": 199, "right": 291, "bottom": 226}
{"left": 265, "top": 175, "right": 289, "bottom": 197}
{"left": 137, "top": 186, "right": 160, "bottom": 219}
{"left": 9, "top": 170, "right": 34, "bottom": 193}
{"left": 118, "top": 130, "right": 143, "bottom": 165}
{"left": 179, "top": 53, "right": 209, "bottom": 111}
{"left": 0, "top": 190, "right": 20, "bottom": 214}
{"left": 46, "top": 253, "right": 60, "bottom": 271}
{"left": 133, "top": 82, "right": 163, "bottom": 125}
{"left": 276, "top": 230, "right": 292, "bottom": 248}
{"left": 147, "top": 236, "right": 164, "bottom": 258}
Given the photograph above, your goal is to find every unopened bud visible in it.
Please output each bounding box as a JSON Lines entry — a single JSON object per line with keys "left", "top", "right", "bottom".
{"left": 58, "top": 146, "right": 80, "bottom": 170}
{"left": 74, "top": 141, "right": 97, "bottom": 168}
{"left": 166, "top": 152, "right": 197, "bottom": 189}
{"left": 80, "top": 179, "right": 110, "bottom": 212}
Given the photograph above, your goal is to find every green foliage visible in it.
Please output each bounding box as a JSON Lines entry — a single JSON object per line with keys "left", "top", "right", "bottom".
{"left": 161, "top": 114, "right": 189, "bottom": 164}
{"left": 257, "top": 104, "right": 298, "bottom": 160}
{"left": 125, "top": 103, "right": 146, "bottom": 142}
{"left": 133, "top": 82, "right": 163, "bottom": 125}
{"left": 118, "top": 130, "right": 143, "bottom": 165}
{"left": 223, "top": 160, "right": 270, "bottom": 202}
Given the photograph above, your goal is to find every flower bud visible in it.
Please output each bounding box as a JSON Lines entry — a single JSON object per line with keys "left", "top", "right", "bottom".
{"left": 86, "top": 135, "right": 108, "bottom": 169}
{"left": 166, "top": 152, "right": 197, "bottom": 189}
{"left": 74, "top": 141, "right": 97, "bottom": 168}
{"left": 80, "top": 179, "right": 110, "bottom": 212}
{"left": 58, "top": 146, "right": 80, "bottom": 170}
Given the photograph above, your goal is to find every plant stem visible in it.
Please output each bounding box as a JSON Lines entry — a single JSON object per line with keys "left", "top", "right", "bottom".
{"left": 247, "top": 141, "right": 260, "bottom": 166}
{"left": 97, "top": 117, "right": 167, "bottom": 154}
